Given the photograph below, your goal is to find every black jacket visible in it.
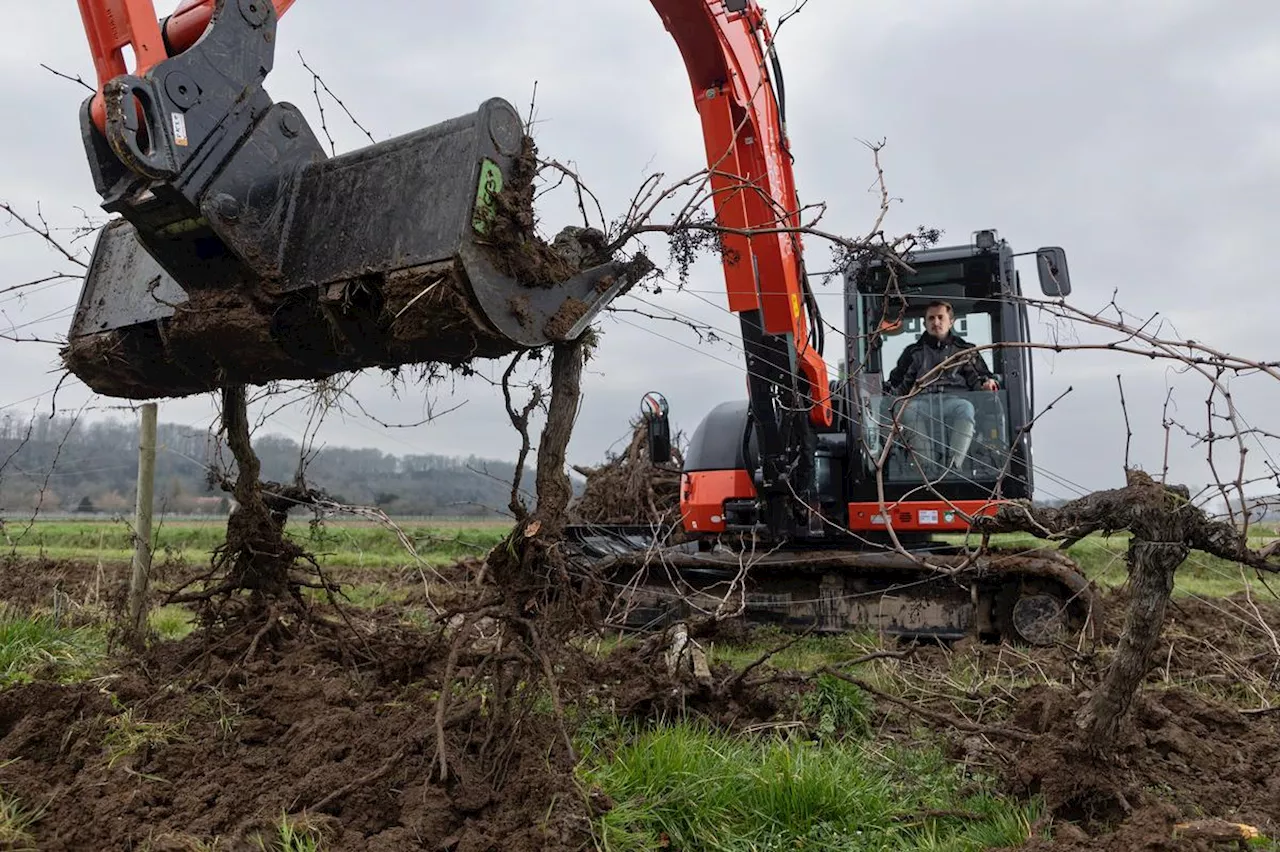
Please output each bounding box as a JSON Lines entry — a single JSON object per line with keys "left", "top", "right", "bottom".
{"left": 886, "top": 333, "right": 996, "bottom": 395}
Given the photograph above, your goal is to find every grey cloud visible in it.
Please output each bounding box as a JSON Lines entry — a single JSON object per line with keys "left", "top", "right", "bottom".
{"left": 1, "top": 1, "right": 1277, "bottom": 502}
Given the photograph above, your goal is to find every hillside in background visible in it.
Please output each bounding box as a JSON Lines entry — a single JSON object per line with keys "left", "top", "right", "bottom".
{"left": 0, "top": 413, "right": 1163, "bottom": 522}
{"left": 0, "top": 413, "right": 542, "bottom": 518}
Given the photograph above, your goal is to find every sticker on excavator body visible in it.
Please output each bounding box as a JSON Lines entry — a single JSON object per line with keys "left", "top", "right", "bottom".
{"left": 171, "top": 112, "right": 188, "bottom": 146}
{"left": 472, "top": 159, "right": 504, "bottom": 234}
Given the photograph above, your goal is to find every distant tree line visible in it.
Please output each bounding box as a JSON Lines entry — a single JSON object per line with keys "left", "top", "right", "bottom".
{"left": 0, "top": 413, "right": 548, "bottom": 518}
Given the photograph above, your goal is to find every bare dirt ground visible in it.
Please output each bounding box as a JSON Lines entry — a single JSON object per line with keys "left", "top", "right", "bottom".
{"left": 976, "top": 590, "right": 1280, "bottom": 849}
{"left": 1, "top": 554, "right": 1277, "bottom": 850}
{"left": 0, "top": 616, "right": 591, "bottom": 851}
{"left": 0, "top": 555, "right": 130, "bottom": 616}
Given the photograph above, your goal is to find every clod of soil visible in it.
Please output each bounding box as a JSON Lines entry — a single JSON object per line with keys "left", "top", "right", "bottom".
{"left": 542, "top": 297, "right": 589, "bottom": 341}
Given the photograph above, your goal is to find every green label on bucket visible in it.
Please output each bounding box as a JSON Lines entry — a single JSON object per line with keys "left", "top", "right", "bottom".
{"left": 473, "top": 159, "right": 504, "bottom": 234}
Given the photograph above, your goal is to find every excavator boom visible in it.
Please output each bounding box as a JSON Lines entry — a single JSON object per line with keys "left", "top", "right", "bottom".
{"left": 653, "top": 0, "right": 834, "bottom": 539}
{"left": 653, "top": 0, "right": 831, "bottom": 430}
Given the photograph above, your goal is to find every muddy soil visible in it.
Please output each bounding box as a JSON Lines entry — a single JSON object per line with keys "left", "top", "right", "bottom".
{"left": 0, "top": 594, "right": 782, "bottom": 850}
{"left": 1001, "top": 685, "right": 1278, "bottom": 849}
{"left": 0, "top": 613, "right": 592, "bottom": 851}
{"left": 0, "top": 555, "right": 128, "bottom": 615}
{"left": 902, "top": 591, "right": 1280, "bottom": 849}
{"left": 2, "top": 557, "right": 1278, "bottom": 850}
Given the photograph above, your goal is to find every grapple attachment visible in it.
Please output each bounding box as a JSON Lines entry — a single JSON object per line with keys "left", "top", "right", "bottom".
{"left": 65, "top": 0, "right": 643, "bottom": 399}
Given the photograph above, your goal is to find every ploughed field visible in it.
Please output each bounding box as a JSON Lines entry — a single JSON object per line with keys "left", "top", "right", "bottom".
{"left": 0, "top": 518, "right": 1277, "bottom": 851}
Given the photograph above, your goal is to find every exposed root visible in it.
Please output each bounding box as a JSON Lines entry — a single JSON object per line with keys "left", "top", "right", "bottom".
{"left": 570, "top": 416, "right": 685, "bottom": 526}
{"left": 158, "top": 386, "right": 339, "bottom": 646}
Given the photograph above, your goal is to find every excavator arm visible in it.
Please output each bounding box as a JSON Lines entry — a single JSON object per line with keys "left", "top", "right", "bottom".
{"left": 71, "top": 0, "right": 826, "bottom": 535}
{"left": 78, "top": 0, "right": 296, "bottom": 135}
{"left": 652, "top": 0, "right": 830, "bottom": 422}
{"left": 654, "top": 0, "right": 832, "bottom": 535}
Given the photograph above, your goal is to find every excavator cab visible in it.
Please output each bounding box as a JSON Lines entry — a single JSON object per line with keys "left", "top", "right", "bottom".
{"left": 678, "top": 231, "right": 1071, "bottom": 539}
{"left": 841, "top": 230, "right": 1071, "bottom": 531}
{"left": 66, "top": 0, "right": 645, "bottom": 399}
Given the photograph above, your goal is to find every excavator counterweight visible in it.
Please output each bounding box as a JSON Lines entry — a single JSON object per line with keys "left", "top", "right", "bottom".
{"left": 67, "top": 0, "right": 643, "bottom": 399}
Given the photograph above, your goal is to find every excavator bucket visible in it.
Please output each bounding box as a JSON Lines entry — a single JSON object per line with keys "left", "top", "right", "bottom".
{"left": 64, "top": 1, "right": 646, "bottom": 399}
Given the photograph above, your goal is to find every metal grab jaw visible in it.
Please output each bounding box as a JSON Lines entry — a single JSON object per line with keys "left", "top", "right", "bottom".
{"left": 67, "top": 0, "right": 641, "bottom": 399}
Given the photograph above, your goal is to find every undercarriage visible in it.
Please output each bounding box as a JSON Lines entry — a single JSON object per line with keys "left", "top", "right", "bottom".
{"left": 567, "top": 525, "right": 1102, "bottom": 647}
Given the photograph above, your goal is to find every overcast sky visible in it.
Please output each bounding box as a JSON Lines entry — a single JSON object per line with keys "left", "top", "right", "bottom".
{"left": 2, "top": 1, "right": 1278, "bottom": 508}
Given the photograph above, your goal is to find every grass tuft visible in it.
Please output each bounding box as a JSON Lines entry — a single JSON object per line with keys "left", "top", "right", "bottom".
{"left": 253, "top": 812, "right": 326, "bottom": 852}
{"left": 579, "top": 721, "right": 1042, "bottom": 851}
{"left": 800, "top": 673, "right": 873, "bottom": 740}
{"left": 148, "top": 604, "right": 197, "bottom": 640}
{"left": 0, "top": 606, "right": 104, "bottom": 685}
{"left": 0, "top": 787, "right": 41, "bottom": 852}
{"left": 103, "top": 707, "right": 187, "bottom": 770}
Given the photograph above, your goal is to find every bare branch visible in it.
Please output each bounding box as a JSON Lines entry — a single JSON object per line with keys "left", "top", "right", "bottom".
{"left": 40, "top": 63, "right": 94, "bottom": 93}
{"left": 297, "top": 51, "right": 377, "bottom": 155}
{"left": 1117, "top": 374, "right": 1133, "bottom": 470}
{"left": 0, "top": 202, "right": 88, "bottom": 268}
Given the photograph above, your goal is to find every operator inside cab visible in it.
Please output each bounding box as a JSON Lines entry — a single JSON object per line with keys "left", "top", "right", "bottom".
{"left": 885, "top": 300, "right": 999, "bottom": 474}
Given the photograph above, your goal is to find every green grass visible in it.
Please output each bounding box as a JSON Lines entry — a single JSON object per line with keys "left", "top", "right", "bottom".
{"left": 1074, "top": 533, "right": 1278, "bottom": 600}
{"left": 0, "top": 607, "right": 105, "bottom": 685}
{"left": 578, "top": 721, "right": 1044, "bottom": 852}
{"left": 706, "top": 630, "right": 886, "bottom": 673}
{"left": 252, "top": 812, "right": 326, "bottom": 852}
{"left": 0, "top": 784, "right": 41, "bottom": 852}
{"left": 149, "top": 605, "right": 197, "bottom": 640}
{"left": 0, "top": 519, "right": 509, "bottom": 568}
{"left": 942, "top": 530, "right": 1276, "bottom": 599}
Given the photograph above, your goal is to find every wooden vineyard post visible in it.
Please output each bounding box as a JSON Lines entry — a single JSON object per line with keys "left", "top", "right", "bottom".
{"left": 127, "top": 402, "right": 158, "bottom": 642}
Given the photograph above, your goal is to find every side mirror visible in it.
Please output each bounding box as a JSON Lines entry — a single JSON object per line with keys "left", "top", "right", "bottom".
{"left": 1036, "top": 247, "right": 1072, "bottom": 297}
{"left": 640, "top": 391, "right": 672, "bottom": 464}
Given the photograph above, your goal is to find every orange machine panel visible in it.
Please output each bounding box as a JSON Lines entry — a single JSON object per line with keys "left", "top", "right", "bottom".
{"left": 847, "top": 499, "right": 1002, "bottom": 532}
{"left": 680, "top": 470, "right": 756, "bottom": 533}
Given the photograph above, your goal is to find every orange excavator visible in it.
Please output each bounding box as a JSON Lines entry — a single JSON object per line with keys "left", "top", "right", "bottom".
{"left": 70, "top": 0, "right": 1099, "bottom": 645}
